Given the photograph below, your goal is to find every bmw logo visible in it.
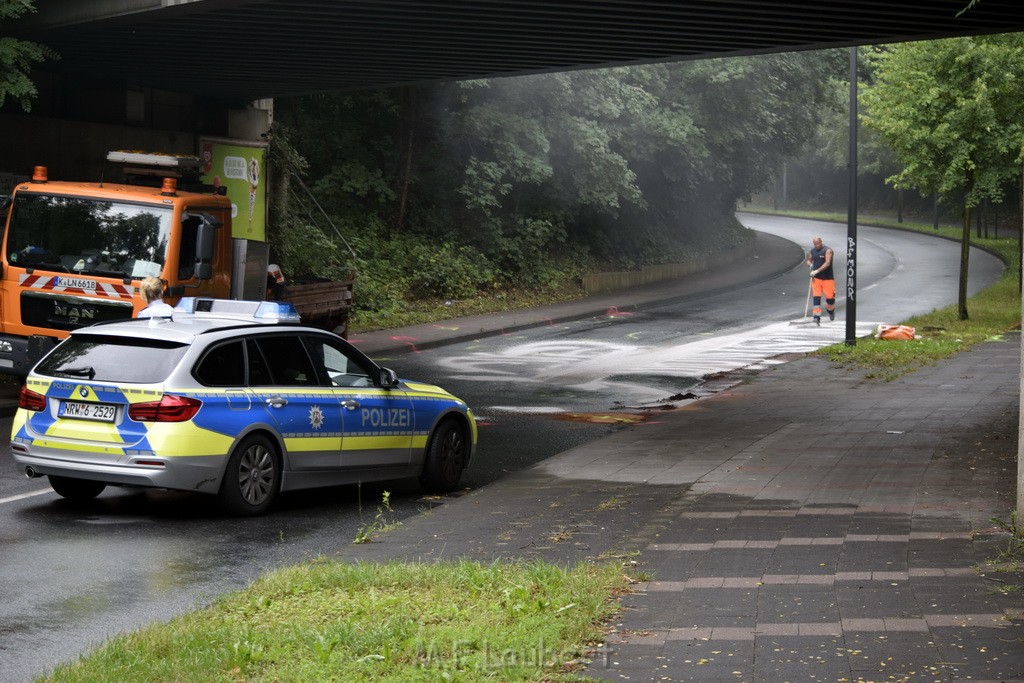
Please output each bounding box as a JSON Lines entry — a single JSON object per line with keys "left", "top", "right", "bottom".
{"left": 79, "top": 388, "right": 88, "bottom": 398}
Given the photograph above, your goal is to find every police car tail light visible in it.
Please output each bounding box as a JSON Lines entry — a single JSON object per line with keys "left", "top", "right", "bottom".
{"left": 18, "top": 386, "right": 45, "bottom": 412}
{"left": 128, "top": 394, "right": 202, "bottom": 422}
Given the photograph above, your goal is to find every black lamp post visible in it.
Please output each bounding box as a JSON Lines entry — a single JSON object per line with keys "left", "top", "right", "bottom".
{"left": 845, "top": 46, "right": 858, "bottom": 346}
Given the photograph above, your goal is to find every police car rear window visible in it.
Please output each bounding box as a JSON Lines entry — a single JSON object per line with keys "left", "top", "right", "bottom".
{"left": 36, "top": 335, "right": 189, "bottom": 384}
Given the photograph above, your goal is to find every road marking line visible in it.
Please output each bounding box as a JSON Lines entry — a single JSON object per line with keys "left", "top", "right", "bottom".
{"left": 0, "top": 488, "right": 52, "bottom": 505}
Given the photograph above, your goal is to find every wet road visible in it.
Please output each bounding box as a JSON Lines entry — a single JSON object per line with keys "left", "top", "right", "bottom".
{"left": 0, "top": 216, "right": 1006, "bottom": 681}
{"left": 388, "top": 214, "right": 1003, "bottom": 437}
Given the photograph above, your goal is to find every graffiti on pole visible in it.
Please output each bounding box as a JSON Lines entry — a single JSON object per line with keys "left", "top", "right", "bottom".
{"left": 846, "top": 236, "right": 856, "bottom": 301}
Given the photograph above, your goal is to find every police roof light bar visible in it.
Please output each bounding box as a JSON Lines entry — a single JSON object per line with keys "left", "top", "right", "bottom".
{"left": 175, "top": 298, "right": 301, "bottom": 323}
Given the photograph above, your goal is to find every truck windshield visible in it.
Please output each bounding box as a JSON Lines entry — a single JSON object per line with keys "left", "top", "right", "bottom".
{"left": 6, "top": 194, "right": 173, "bottom": 279}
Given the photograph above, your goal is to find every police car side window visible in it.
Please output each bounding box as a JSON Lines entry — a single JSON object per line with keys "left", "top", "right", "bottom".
{"left": 256, "top": 335, "right": 317, "bottom": 387}
{"left": 307, "top": 337, "right": 372, "bottom": 387}
{"left": 194, "top": 340, "right": 245, "bottom": 387}
{"left": 245, "top": 338, "right": 273, "bottom": 386}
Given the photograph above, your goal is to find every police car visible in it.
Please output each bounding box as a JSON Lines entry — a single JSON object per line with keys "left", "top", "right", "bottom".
{"left": 10, "top": 298, "right": 477, "bottom": 515}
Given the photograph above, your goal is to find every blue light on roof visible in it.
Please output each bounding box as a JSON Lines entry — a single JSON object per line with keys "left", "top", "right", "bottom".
{"left": 174, "top": 297, "right": 200, "bottom": 314}
{"left": 254, "top": 301, "right": 301, "bottom": 322}
{"left": 173, "top": 297, "right": 301, "bottom": 323}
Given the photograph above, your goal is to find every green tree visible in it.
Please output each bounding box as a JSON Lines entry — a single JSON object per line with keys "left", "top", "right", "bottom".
{"left": 861, "top": 35, "right": 1024, "bottom": 319}
{"left": 434, "top": 51, "right": 842, "bottom": 271}
{"left": 275, "top": 50, "right": 844, "bottom": 306}
{"left": 0, "top": 0, "right": 55, "bottom": 112}
{"left": 628, "top": 51, "right": 845, "bottom": 241}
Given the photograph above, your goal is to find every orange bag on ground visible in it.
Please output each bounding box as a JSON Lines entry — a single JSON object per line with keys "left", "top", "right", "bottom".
{"left": 876, "top": 324, "right": 916, "bottom": 340}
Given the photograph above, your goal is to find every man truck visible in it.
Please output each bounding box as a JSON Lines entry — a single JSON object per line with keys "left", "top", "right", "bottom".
{"left": 0, "top": 152, "right": 352, "bottom": 377}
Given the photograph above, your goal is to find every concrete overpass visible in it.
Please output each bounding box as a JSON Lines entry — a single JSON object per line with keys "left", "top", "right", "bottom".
{"left": 12, "top": 0, "right": 1024, "bottom": 103}
{"left": 3, "top": 1, "right": 1023, "bottom": 178}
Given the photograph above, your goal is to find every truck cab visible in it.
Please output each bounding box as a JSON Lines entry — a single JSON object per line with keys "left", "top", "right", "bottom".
{"left": 0, "top": 162, "right": 232, "bottom": 376}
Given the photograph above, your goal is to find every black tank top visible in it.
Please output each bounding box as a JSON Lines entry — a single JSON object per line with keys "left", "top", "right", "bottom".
{"left": 810, "top": 245, "right": 833, "bottom": 280}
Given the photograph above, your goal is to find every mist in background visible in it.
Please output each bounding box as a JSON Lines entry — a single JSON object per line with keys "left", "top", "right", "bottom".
{"left": 272, "top": 49, "right": 846, "bottom": 309}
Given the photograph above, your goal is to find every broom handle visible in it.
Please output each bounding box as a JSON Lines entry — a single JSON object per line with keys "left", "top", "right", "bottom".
{"left": 804, "top": 276, "right": 812, "bottom": 318}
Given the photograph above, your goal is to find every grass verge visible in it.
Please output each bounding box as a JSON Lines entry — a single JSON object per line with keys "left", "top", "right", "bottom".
{"left": 745, "top": 207, "right": 1022, "bottom": 380}
{"left": 350, "top": 284, "right": 587, "bottom": 334}
{"left": 42, "top": 559, "right": 628, "bottom": 683}
{"left": 819, "top": 270, "right": 1020, "bottom": 380}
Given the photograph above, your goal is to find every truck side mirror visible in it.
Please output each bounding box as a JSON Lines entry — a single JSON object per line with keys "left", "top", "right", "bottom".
{"left": 193, "top": 213, "right": 221, "bottom": 281}
{"left": 0, "top": 197, "right": 10, "bottom": 277}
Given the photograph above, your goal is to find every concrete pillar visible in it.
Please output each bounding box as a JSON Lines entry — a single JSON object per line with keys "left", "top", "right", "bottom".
{"left": 227, "top": 99, "right": 273, "bottom": 141}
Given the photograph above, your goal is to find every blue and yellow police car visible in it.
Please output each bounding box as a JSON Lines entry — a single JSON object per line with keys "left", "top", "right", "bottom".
{"left": 10, "top": 298, "right": 477, "bottom": 515}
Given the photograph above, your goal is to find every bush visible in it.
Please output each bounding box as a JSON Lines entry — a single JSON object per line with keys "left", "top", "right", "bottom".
{"left": 405, "top": 241, "right": 495, "bottom": 299}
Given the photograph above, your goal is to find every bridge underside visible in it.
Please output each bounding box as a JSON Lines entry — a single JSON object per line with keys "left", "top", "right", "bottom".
{"left": 14, "top": 0, "right": 1024, "bottom": 102}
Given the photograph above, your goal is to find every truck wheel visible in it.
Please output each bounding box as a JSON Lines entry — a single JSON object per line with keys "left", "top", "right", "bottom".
{"left": 49, "top": 475, "right": 106, "bottom": 501}
{"left": 419, "top": 418, "right": 466, "bottom": 493}
{"left": 219, "top": 434, "right": 280, "bottom": 516}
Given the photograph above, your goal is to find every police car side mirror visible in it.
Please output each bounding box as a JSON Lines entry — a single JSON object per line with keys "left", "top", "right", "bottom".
{"left": 377, "top": 368, "right": 399, "bottom": 389}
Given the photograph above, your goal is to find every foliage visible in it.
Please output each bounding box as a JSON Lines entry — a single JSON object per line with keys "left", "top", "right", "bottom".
{"left": 349, "top": 281, "right": 588, "bottom": 333}
{"left": 860, "top": 36, "right": 1024, "bottom": 206}
{"left": 274, "top": 50, "right": 844, "bottom": 313}
{"left": 0, "top": 0, "right": 56, "bottom": 112}
{"left": 990, "top": 514, "right": 1024, "bottom": 563}
{"left": 860, "top": 35, "right": 1024, "bottom": 319}
{"left": 42, "top": 560, "right": 628, "bottom": 682}
{"left": 353, "top": 490, "right": 398, "bottom": 544}
{"left": 811, "top": 49, "right": 902, "bottom": 179}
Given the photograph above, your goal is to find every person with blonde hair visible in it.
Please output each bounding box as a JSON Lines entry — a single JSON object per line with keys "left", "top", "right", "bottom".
{"left": 138, "top": 277, "right": 175, "bottom": 318}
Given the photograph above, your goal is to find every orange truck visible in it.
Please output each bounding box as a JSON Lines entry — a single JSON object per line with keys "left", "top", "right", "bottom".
{"left": 0, "top": 152, "right": 352, "bottom": 377}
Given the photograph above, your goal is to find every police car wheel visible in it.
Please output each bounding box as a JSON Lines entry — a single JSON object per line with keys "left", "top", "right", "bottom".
{"left": 219, "top": 434, "right": 280, "bottom": 516}
{"left": 49, "top": 475, "right": 106, "bottom": 501}
{"left": 420, "top": 418, "right": 466, "bottom": 493}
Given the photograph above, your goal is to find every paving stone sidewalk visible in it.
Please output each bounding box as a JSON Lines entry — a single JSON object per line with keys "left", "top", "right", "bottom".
{"left": 334, "top": 332, "right": 1023, "bottom": 682}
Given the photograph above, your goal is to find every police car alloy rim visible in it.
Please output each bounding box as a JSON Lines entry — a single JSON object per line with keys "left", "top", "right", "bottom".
{"left": 238, "top": 441, "right": 276, "bottom": 505}
{"left": 439, "top": 427, "right": 464, "bottom": 480}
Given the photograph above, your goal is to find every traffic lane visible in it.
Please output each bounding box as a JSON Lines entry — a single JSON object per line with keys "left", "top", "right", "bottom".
{"left": 383, "top": 352, "right": 628, "bottom": 486}
{"left": 388, "top": 219, "right": 1005, "bottom": 418}
{"left": 739, "top": 214, "right": 1005, "bottom": 323}
{"left": 388, "top": 225, "right": 890, "bottom": 391}
{"left": 0, "top": 489, "right": 277, "bottom": 681}
{"left": 0, "top": 407, "right": 45, "bottom": 501}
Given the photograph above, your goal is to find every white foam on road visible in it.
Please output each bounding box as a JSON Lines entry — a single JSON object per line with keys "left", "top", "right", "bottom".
{"left": 448, "top": 319, "right": 881, "bottom": 410}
